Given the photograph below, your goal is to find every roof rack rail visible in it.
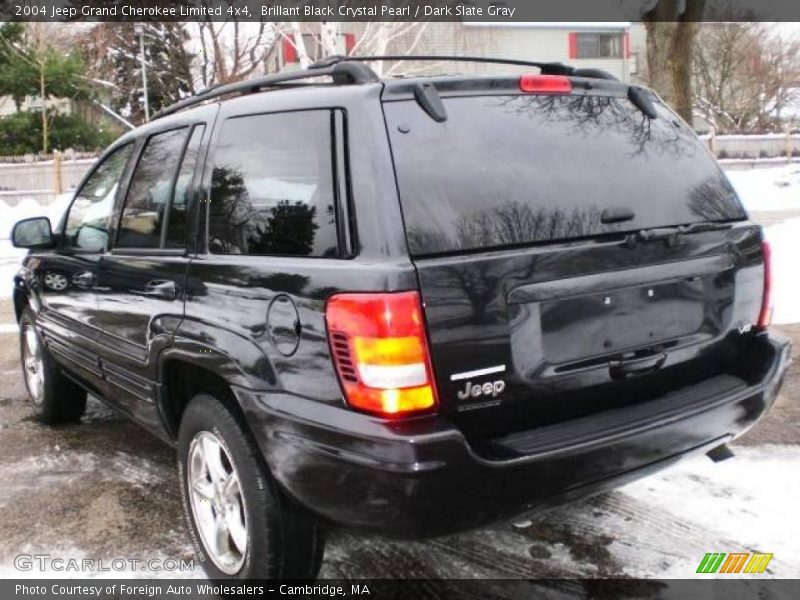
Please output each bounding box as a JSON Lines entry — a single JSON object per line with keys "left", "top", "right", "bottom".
{"left": 310, "top": 54, "right": 577, "bottom": 76}
{"left": 570, "top": 68, "right": 619, "bottom": 81}
{"left": 152, "top": 61, "right": 379, "bottom": 121}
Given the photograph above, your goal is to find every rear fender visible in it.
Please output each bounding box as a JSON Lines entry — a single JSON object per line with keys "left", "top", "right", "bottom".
{"left": 159, "top": 318, "right": 278, "bottom": 391}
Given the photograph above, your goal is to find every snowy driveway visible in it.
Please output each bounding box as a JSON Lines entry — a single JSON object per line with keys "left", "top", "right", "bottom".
{"left": 0, "top": 319, "right": 799, "bottom": 581}
{"left": 0, "top": 311, "right": 797, "bottom": 581}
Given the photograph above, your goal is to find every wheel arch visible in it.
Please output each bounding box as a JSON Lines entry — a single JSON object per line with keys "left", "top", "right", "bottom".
{"left": 13, "top": 287, "right": 30, "bottom": 322}
{"left": 156, "top": 346, "right": 265, "bottom": 443}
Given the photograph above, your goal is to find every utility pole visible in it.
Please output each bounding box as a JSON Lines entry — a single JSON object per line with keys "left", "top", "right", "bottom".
{"left": 134, "top": 24, "right": 150, "bottom": 122}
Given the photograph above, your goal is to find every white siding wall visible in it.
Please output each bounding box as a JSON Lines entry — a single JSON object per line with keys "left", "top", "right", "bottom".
{"left": 342, "top": 23, "right": 633, "bottom": 81}
{"left": 0, "top": 96, "right": 73, "bottom": 118}
{"left": 628, "top": 22, "right": 648, "bottom": 85}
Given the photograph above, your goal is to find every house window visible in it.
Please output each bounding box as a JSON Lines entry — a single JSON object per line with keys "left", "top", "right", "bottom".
{"left": 575, "top": 33, "right": 623, "bottom": 59}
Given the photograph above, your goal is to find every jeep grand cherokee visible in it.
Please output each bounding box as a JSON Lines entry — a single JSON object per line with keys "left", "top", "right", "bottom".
{"left": 11, "top": 56, "right": 790, "bottom": 579}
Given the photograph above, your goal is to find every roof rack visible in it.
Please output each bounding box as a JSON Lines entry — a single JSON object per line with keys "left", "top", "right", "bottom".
{"left": 312, "top": 54, "right": 620, "bottom": 81}
{"left": 153, "top": 54, "right": 621, "bottom": 122}
{"left": 310, "top": 54, "right": 576, "bottom": 75}
{"left": 152, "top": 61, "right": 379, "bottom": 120}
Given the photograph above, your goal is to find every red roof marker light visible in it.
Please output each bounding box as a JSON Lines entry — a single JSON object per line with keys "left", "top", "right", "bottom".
{"left": 520, "top": 74, "right": 572, "bottom": 94}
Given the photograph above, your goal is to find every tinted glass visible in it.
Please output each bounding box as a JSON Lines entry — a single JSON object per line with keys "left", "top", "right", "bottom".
{"left": 208, "top": 111, "right": 338, "bottom": 257}
{"left": 117, "top": 128, "right": 188, "bottom": 248}
{"left": 386, "top": 95, "right": 745, "bottom": 256}
{"left": 167, "top": 125, "right": 205, "bottom": 248}
{"left": 64, "top": 144, "right": 133, "bottom": 252}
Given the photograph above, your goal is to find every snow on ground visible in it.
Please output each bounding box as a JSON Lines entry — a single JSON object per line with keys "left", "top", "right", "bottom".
{"left": 728, "top": 164, "right": 800, "bottom": 324}
{"left": 764, "top": 217, "right": 800, "bottom": 325}
{"left": 726, "top": 164, "right": 800, "bottom": 213}
{"left": 2, "top": 442, "right": 797, "bottom": 580}
{"left": 0, "top": 194, "right": 72, "bottom": 298}
{"left": 611, "top": 444, "right": 800, "bottom": 578}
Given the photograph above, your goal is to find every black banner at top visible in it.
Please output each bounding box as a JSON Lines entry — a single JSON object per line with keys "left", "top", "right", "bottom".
{"left": 4, "top": 0, "right": 800, "bottom": 22}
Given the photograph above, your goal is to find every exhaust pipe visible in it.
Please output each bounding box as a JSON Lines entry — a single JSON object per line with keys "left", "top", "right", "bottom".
{"left": 706, "top": 443, "right": 735, "bottom": 463}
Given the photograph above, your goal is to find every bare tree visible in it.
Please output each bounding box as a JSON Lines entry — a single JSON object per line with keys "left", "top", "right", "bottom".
{"left": 758, "top": 29, "right": 800, "bottom": 128}
{"left": 643, "top": 0, "right": 708, "bottom": 123}
{"left": 193, "top": 21, "right": 274, "bottom": 86}
{"left": 275, "top": 22, "right": 312, "bottom": 69}
{"left": 348, "top": 22, "right": 432, "bottom": 76}
{"left": 275, "top": 19, "right": 432, "bottom": 77}
{"left": 693, "top": 23, "right": 800, "bottom": 132}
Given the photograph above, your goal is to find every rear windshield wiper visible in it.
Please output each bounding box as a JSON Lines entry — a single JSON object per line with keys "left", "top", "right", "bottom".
{"left": 627, "top": 86, "right": 658, "bottom": 119}
{"left": 678, "top": 222, "right": 734, "bottom": 235}
{"left": 626, "top": 222, "right": 733, "bottom": 247}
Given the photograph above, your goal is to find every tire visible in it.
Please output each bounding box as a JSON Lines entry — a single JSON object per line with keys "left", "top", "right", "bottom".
{"left": 178, "top": 393, "right": 324, "bottom": 580}
{"left": 19, "top": 307, "right": 87, "bottom": 424}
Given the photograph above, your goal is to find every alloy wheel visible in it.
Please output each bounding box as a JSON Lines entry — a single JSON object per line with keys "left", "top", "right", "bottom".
{"left": 21, "top": 323, "right": 44, "bottom": 405}
{"left": 187, "top": 431, "right": 248, "bottom": 574}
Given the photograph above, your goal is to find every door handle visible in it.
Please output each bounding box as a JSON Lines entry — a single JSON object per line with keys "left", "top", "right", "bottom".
{"left": 143, "top": 280, "right": 177, "bottom": 300}
{"left": 609, "top": 353, "right": 666, "bottom": 380}
{"left": 71, "top": 271, "right": 96, "bottom": 289}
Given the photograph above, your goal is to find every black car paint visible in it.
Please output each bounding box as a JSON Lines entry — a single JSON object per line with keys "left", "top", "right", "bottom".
{"left": 13, "top": 76, "right": 790, "bottom": 537}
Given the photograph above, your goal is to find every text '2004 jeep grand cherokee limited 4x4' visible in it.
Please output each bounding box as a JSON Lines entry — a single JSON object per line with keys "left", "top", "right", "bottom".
{"left": 10, "top": 56, "right": 790, "bottom": 579}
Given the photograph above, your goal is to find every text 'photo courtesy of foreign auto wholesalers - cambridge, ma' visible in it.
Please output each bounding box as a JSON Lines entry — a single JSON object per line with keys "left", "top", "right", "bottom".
{"left": 0, "top": 1, "right": 799, "bottom": 599}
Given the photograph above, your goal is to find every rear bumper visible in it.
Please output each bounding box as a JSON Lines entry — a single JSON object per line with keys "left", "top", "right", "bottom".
{"left": 236, "top": 333, "right": 790, "bottom": 538}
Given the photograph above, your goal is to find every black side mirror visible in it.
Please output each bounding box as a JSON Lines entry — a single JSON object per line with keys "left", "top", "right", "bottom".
{"left": 11, "top": 217, "right": 54, "bottom": 249}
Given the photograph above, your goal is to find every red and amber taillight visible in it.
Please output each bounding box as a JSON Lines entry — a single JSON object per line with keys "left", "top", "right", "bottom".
{"left": 757, "top": 240, "right": 773, "bottom": 330}
{"left": 326, "top": 291, "right": 438, "bottom": 418}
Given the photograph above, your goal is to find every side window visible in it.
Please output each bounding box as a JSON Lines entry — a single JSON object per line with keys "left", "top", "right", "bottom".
{"left": 167, "top": 125, "right": 205, "bottom": 248}
{"left": 64, "top": 144, "right": 133, "bottom": 252}
{"left": 208, "top": 110, "right": 338, "bottom": 257}
{"left": 116, "top": 128, "right": 188, "bottom": 248}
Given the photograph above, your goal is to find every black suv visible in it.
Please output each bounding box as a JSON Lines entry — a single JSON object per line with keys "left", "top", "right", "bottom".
{"left": 11, "top": 57, "right": 790, "bottom": 579}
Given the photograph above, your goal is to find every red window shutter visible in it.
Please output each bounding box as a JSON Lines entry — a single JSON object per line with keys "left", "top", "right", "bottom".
{"left": 345, "top": 33, "right": 356, "bottom": 55}
{"left": 282, "top": 35, "right": 297, "bottom": 64}
{"left": 568, "top": 33, "right": 578, "bottom": 59}
{"left": 624, "top": 31, "right": 631, "bottom": 58}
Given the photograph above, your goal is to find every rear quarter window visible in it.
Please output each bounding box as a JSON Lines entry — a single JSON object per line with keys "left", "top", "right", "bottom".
{"left": 385, "top": 94, "right": 745, "bottom": 255}
{"left": 208, "top": 110, "right": 339, "bottom": 258}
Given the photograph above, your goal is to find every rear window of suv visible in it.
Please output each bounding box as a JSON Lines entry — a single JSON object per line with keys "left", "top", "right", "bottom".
{"left": 385, "top": 94, "right": 746, "bottom": 256}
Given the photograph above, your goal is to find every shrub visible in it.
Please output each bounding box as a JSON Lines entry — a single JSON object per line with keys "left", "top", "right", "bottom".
{"left": 0, "top": 111, "right": 116, "bottom": 155}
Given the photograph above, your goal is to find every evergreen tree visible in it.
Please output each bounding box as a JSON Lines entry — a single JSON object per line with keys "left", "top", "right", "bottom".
{"left": 0, "top": 23, "right": 91, "bottom": 152}
{"left": 0, "top": 23, "right": 88, "bottom": 111}
{"left": 89, "top": 23, "right": 194, "bottom": 125}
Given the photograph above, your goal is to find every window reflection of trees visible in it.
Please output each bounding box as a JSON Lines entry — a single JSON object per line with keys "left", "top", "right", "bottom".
{"left": 408, "top": 202, "right": 612, "bottom": 255}
{"left": 492, "top": 95, "right": 693, "bottom": 159}
{"left": 405, "top": 95, "right": 745, "bottom": 255}
{"left": 209, "top": 166, "right": 319, "bottom": 256}
{"left": 687, "top": 172, "right": 744, "bottom": 222}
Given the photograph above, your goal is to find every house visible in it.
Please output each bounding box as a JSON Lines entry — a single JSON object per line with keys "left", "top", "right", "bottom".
{"left": 0, "top": 95, "right": 73, "bottom": 118}
{"left": 271, "top": 22, "right": 647, "bottom": 84}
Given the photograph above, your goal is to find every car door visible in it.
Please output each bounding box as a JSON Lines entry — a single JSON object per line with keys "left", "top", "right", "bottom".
{"left": 93, "top": 116, "right": 212, "bottom": 428}
{"left": 33, "top": 143, "right": 135, "bottom": 375}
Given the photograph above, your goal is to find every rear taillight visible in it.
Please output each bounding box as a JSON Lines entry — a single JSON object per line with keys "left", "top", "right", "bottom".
{"left": 520, "top": 74, "right": 572, "bottom": 94}
{"left": 326, "top": 291, "right": 438, "bottom": 418}
{"left": 757, "top": 240, "right": 773, "bottom": 330}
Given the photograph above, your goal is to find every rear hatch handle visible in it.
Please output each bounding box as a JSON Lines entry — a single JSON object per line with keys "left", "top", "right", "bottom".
{"left": 601, "top": 207, "right": 635, "bottom": 224}
{"left": 609, "top": 352, "right": 666, "bottom": 380}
